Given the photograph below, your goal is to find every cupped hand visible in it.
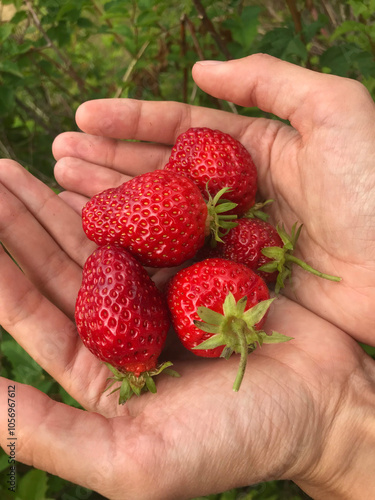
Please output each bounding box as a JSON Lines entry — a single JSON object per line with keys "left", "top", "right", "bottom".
{"left": 53, "top": 54, "right": 375, "bottom": 345}
{"left": 0, "top": 160, "right": 374, "bottom": 499}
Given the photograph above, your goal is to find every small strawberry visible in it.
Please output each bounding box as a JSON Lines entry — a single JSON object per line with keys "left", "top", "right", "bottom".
{"left": 167, "top": 258, "right": 291, "bottom": 391}
{"left": 216, "top": 218, "right": 283, "bottom": 283}
{"left": 82, "top": 170, "right": 236, "bottom": 268}
{"left": 164, "top": 127, "right": 257, "bottom": 216}
{"left": 75, "top": 245, "right": 176, "bottom": 403}
{"left": 216, "top": 219, "right": 342, "bottom": 293}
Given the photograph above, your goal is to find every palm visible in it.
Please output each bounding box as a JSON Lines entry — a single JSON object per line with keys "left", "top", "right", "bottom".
{"left": 0, "top": 159, "right": 370, "bottom": 499}
{"left": 53, "top": 57, "right": 375, "bottom": 345}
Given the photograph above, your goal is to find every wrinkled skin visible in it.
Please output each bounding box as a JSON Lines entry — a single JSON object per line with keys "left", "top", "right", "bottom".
{"left": 1, "top": 54, "right": 375, "bottom": 500}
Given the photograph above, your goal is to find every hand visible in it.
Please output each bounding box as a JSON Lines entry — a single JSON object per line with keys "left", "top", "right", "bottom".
{"left": 0, "top": 161, "right": 374, "bottom": 500}
{"left": 53, "top": 54, "right": 375, "bottom": 346}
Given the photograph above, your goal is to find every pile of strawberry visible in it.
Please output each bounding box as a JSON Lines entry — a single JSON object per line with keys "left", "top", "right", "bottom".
{"left": 75, "top": 127, "right": 341, "bottom": 404}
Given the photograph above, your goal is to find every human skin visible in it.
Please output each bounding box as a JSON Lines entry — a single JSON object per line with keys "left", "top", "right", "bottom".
{"left": 54, "top": 55, "right": 375, "bottom": 347}
{"left": 0, "top": 54, "right": 374, "bottom": 499}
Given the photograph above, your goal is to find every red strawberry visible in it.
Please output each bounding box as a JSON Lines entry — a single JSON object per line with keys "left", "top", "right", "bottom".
{"left": 217, "top": 218, "right": 283, "bottom": 283}
{"left": 216, "top": 220, "right": 342, "bottom": 293}
{"left": 75, "top": 245, "right": 176, "bottom": 403}
{"left": 167, "top": 258, "right": 291, "bottom": 391}
{"left": 164, "top": 127, "right": 257, "bottom": 215}
{"left": 82, "top": 170, "right": 208, "bottom": 267}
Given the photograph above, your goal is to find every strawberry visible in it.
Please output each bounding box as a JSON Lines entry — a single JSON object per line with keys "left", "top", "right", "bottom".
{"left": 82, "top": 170, "right": 208, "bottom": 267}
{"left": 75, "top": 245, "right": 176, "bottom": 403}
{"left": 82, "top": 170, "right": 236, "bottom": 267}
{"left": 217, "top": 218, "right": 283, "bottom": 283}
{"left": 216, "top": 219, "right": 342, "bottom": 293}
{"left": 164, "top": 127, "right": 257, "bottom": 216}
{"left": 167, "top": 258, "right": 291, "bottom": 391}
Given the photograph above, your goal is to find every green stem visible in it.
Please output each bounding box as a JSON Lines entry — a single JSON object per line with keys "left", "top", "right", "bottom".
{"left": 231, "top": 320, "right": 249, "bottom": 392}
{"left": 285, "top": 254, "right": 342, "bottom": 282}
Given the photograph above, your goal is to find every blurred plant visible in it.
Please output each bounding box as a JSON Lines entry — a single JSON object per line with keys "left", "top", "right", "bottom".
{"left": 1, "top": 0, "right": 375, "bottom": 498}
{"left": 0, "top": 0, "right": 374, "bottom": 181}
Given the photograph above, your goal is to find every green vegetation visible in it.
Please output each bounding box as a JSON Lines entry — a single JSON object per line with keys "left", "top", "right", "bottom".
{"left": 1, "top": 0, "right": 375, "bottom": 498}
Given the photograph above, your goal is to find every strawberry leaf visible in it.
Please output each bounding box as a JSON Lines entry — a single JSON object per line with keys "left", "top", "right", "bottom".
{"left": 145, "top": 376, "right": 157, "bottom": 394}
{"left": 119, "top": 380, "right": 132, "bottom": 404}
{"left": 258, "top": 261, "right": 279, "bottom": 273}
{"left": 242, "top": 298, "right": 275, "bottom": 326}
{"left": 193, "top": 334, "right": 227, "bottom": 350}
{"left": 197, "top": 306, "right": 224, "bottom": 325}
{"left": 243, "top": 199, "right": 274, "bottom": 221}
{"left": 193, "top": 320, "right": 221, "bottom": 334}
{"left": 260, "top": 331, "right": 294, "bottom": 343}
{"left": 261, "top": 246, "right": 285, "bottom": 260}
{"left": 222, "top": 292, "right": 237, "bottom": 317}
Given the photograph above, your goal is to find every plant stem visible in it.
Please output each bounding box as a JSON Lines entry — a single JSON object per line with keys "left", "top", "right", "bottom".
{"left": 192, "top": 0, "right": 232, "bottom": 60}
{"left": 231, "top": 320, "right": 248, "bottom": 392}
{"left": 285, "top": 254, "right": 342, "bottom": 282}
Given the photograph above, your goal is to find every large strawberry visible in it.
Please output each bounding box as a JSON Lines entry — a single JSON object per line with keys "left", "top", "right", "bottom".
{"left": 82, "top": 170, "right": 236, "bottom": 267}
{"left": 167, "top": 258, "right": 291, "bottom": 391}
{"left": 164, "top": 127, "right": 257, "bottom": 216}
{"left": 75, "top": 245, "right": 176, "bottom": 403}
{"left": 216, "top": 219, "right": 342, "bottom": 293}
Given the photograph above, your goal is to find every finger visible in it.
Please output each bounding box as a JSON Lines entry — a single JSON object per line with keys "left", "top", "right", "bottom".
{"left": 192, "top": 54, "right": 374, "bottom": 135}
{"left": 58, "top": 190, "right": 89, "bottom": 214}
{"left": 0, "top": 160, "right": 96, "bottom": 268}
{"left": 0, "top": 247, "right": 114, "bottom": 409}
{"left": 0, "top": 378, "right": 126, "bottom": 496}
{"left": 67, "top": 98, "right": 288, "bottom": 200}
{"left": 52, "top": 131, "right": 170, "bottom": 176}
{"left": 73, "top": 97, "right": 252, "bottom": 144}
{"left": 0, "top": 246, "right": 78, "bottom": 384}
{"left": 55, "top": 157, "right": 130, "bottom": 196}
{"left": 0, "top": 181, "right": 82, "bottom": 319}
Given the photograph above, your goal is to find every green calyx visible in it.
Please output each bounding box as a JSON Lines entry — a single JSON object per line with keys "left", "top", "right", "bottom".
{"left": 243, "top": 199, "right": 274, "bottom": 222}
{"left": 258, "top": 222, "right": 342, "bottom": 294}
{"left": 193, "top": 293, "right": 292, "bottom": 392}
{"left": 205, "top": 186, "right": 238, "bottom": 243}
{"left": 104, "top": 361, "right": 180, "bottom": 404}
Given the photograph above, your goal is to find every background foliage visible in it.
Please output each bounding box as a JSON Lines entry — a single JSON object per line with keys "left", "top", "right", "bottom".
{"left": 1, "top": 0, "right": 375, "bottom": 498}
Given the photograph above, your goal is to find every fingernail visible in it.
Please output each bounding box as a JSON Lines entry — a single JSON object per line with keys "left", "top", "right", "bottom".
{"left": 195, "top": 60, "right": 225, "bottom": 66}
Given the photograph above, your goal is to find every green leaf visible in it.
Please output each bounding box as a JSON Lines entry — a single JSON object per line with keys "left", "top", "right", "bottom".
{"left": 55, "top": 2, "right": 82, "bottom": 23}
{"left": 0, "top": 449, "right": 9, "bottom": 472}
{"left": 129, "top": 380, "right": 142, "bottom": 397}
{"left": 1, "top": 340, "right": 53, "bottom": 392}
{"left": 194, "top": 320, "right": 221, "bottom": 334}
{"left": 261, "top": 331, "right": 294, "bottom": 344}
{"left": 163, "top": 368, "right": 180, "bottom": 378}
{"left": 276, "top": 224, "right": 293, "bottom": 247}
{"left": 222, "top": 292, "right": 237, "bottom": 317}
{"left": 301, "top": 15, "right": 328, "bottom": 43}
{"left": 0, "top": 23, "right": 12, "bottom": 43}
{"left": 0, "top": 61, "right": 23, "bottom": 78}
{"left": 285, "top": 37, "right": 308, "bottom": 62}
{"left": 236, "top": 295, "right": 248, "bottom": 316}
{"left": 242, "top": 298, "right": 275, "bottom": 327}
{"left": 197, "top": 306, "right": 224, "bottom": 326}
{"left": 331, "top": 20, "right": 369, "bottom": 41}
{"left": 215, "top": 202, "right": 238, "bottom": 214}
{"left": 193, "top": 334, "right": 227, "bottom": 351}
{"left": 145, "top": 376, "right": 157, "bottom": 393}
{"left": 119, "top": 380, "right": 132, "bottom": 404}
{"left": 223, "top": 6, "right": 261, "bottom": 52}
{"left": 17, "top": 469, "right": 48, "bottom": 500}
{"left": 261, "top": 246, "right": 285, "bottom": 260}
{"left": 258, "top": 261, "right": 279, "bottom": 273}
{"left": 0, "top": 87, "right": 15, "bottom": 116}
{"left": 136, "top": 10, "right": 160, "bottom": 27}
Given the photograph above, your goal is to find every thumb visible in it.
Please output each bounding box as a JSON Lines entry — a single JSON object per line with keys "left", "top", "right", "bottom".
{"left": 192, "top": 54, "right": 369, "bottom": 135}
